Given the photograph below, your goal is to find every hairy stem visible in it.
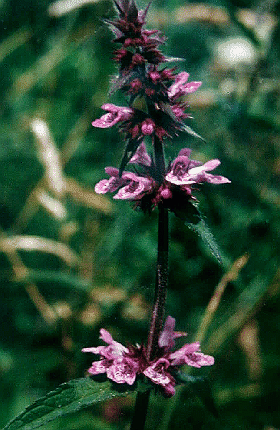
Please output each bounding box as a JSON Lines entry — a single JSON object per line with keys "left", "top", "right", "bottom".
{"left": 146, "top": 203, "right": 169, "bottom": 360}
{"left": 130, "top": 137, "right": 169, "bottom": 430}
{"left": 147, "top": 135, "right": 169, "bottom": 360}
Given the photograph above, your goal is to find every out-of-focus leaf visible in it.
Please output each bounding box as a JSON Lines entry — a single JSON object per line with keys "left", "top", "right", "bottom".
{"left": 66, "top": 178, "right": 113, "bottom": 213}
{"left": 0, "top": 28, "right": 32, "bottom": 62}
{"left": 0, "top": 236, "right": 79, "bottom": 267}
{"left": 31, "top": 119, "right": 66, "bottom": 197}
{"left": 176, "top": 374, "right": 218, "bottom": 417}
{"left": 205, "top": 273, "right": 274, "bottom": 354}
{"left": 48, "top": 0, "right": 102, "bottom": 17}
{"left": 4, "top": 378, "right": 135, "bottom": 430}
{"left": 35, "top": 190, "right": 67, "bottom": 220}
{"left": 19, "top": 270, "right": 93, "bottom": 293}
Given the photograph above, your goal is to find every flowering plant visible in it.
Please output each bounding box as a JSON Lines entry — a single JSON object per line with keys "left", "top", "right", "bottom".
{"left": 82, "top": 0, "right": 229, "bottom": 427}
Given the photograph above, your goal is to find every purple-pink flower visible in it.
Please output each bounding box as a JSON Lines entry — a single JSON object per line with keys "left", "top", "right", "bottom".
{"left": 82, "top": 316, "right": 214, "bottom": 397}
{"left": 82, "top": 328, "right": 138, "bottom": 385}
{"left": 168, "top": 72, "right": 202, "bottom": 100}
{"left": 94, "top": 143, "right": 230, "bottom": 211}
{"left": 114, "top": 172, "right": 155, "bottom": 200}
{"left": 92, "top": 104, "right": 134, "bottom": 129}
{"left": 165, "top": 148, "right": 231, "bottom": 187}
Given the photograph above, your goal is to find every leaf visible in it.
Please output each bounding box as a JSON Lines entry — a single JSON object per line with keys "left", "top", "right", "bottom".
{"left": 181, "top": 124, "right": 205, "bottom": 141}
{"left": 4, "top": 378, "right": 135, "bottom": 430}
{"left": 176, "top": 374, "right": 218, "bottom": 417}
{"left": 187, "top": 218, "right": 222, "bottom": 264}
{"left": 20, "top": 269, "right": 93, "bottom": 293}
{"left": 184, "top": 204, "right": 223, "bottom": 265}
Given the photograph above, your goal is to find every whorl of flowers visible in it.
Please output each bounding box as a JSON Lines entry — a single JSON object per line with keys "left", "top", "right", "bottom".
{"left": 95, "top": 143, "right": 230, "bottom": 213}
{"left": 82, "top": 316, "right": 214, "bottom": 397}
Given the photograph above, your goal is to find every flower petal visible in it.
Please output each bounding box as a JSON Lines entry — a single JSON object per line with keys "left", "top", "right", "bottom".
{"left": 185, "top": 352, "right": 215, "bottom": 368}
{"left": 99, "top": 328, "right": 115, "bottom": 344}
{"left": 92, "top": 104, "right": 134, "bottom": 128}
{"left": 158, "top": 316, "right": 176, "bottom": 350}
{"left": 143, "top": 358, "right": 172, "bottom": 386}
{"left": 169, "top": 342, "right": 214, "bottom": 368}
{"left": 114, "top": 173, "right": 154, "bottom": 200}
{"left": 95, "top": 168, "right": 128, "bottom": 194}
{"left": 129, "top": 142, "right": 152, "bottom": 166}
{"left": 107, "top": 358, "right": 139, "bottom": 385}
{"left": 188, "top": 159, "right": 221, "bottom": 175}
{"left": 168, "top": 72, "right": 202, "bottom": 99}
{"left": 88, "top": 360, "right": 108, "bottom": 375}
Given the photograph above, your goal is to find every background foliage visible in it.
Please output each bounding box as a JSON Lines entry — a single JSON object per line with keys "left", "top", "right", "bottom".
{"left": 0, "top": 0, "right": 280, "bottom": 428}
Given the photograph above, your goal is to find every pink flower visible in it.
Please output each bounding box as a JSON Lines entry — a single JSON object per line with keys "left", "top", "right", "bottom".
{"left": 83, "top": 316, "right": 214, "bottom": 397}
{"left": 169, "top": 342, "right": 215, "bottom": 368}
{"left": 158, "top": 315, "right": 186, "bottom": 350}
{"left": 141, "top": 118, "right": 155, "bottom": 135}
{"left": 114, "top": 172, "right": 155, "bottom": 200}
{"left": 95, "top": 168, "right": 155, "bottom": 202}
{"left": 82, "top": 329, "right": 139, "bottom": 385}
{"left": 165, "top": 149, "right": 231, "bottom": 186}
{"left": 95, "top": 143, "right": 155, "bottom": 201}
{"left": 94, "top": 167, "right": 128, "bottom": 194}
{"left": 129, "top": 142, "right": 152, "bottom": 166}
{"left": 106, "top": 357, "right": 140, "bottom": 385}
{"left": 143, "top": 358, "right": 176, "bottom": 397}
{"left": 144, "top": 317, "right": 214, "bottom": 396}
{"left": 168, "top": 72, "right": 202, "bottom": 100}
{"left": 92, "top": 104, "right": 134, "bottom": 128}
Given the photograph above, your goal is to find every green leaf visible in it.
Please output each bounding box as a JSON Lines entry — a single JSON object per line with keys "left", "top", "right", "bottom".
{"left": 19, "top": 270, "right": 93, "bottom": 293}
{"left": 182, "top": 203, "right": 223, "bottom": 265}
{"left": 4, "top": 378, "right": 135, "bottom": 430}
{"left": 187, "top": 218, "right": 222, "bottom": 265}
{"left": 176, "top": 374, "right": 218, "bottom": 417}
{"left": 181, "top": 124, "right": 205, "bottom": 141}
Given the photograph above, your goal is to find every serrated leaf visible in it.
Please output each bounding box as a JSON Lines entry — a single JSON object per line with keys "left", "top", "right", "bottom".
{"left": 4, "top": 378, "right": 135, "bottom": 430}
{"left": 181, "top": 124, "right": 205, "bottom": 141}
{"left": 184, "top": 204, "right": 223, "bottom": 264}
{"left": 187, "top": 219, "right": 222, "bottom": 264}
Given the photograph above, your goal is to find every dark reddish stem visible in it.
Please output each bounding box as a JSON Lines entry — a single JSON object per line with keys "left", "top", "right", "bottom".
{"left": 147, "top": 135, "right": 169, "bottom": 360}
{"left": 130, "top": 137, "right": 169, "bottom": 430}
{"left": 146, "top": 202, "right": 168, "bottom": 360}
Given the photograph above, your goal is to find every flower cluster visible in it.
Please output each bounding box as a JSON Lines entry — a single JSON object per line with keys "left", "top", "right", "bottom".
{"left": 83, "top": 316, "right": 214, "bottom": 397}
{"left": 92, "top": 0, "right": 204, "bottom": 166}
{"left": 95, "top": 143, "right": 230, "bottom": 213}
{"left": 92, "top": 71, "right": 202, "bottom": 143}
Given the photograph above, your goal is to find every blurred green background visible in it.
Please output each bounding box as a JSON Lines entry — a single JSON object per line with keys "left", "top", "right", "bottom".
{"left": 0, "top": 0, "right": 280, "bottom": 428}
